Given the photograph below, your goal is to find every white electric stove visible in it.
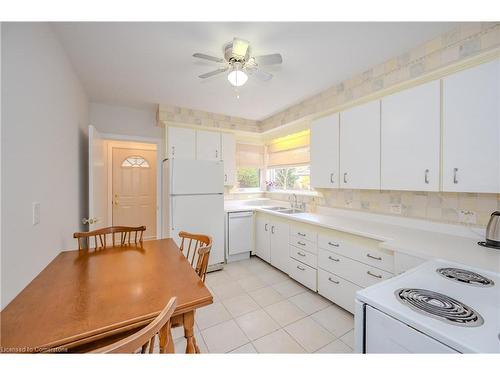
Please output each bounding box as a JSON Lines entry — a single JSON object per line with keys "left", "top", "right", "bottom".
{"left": 354, "top": 259, "right": 500, "bottom": 353}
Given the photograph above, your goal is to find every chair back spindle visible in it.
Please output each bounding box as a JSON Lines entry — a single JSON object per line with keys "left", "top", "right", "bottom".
{"left": 178, "top": 231, "right": 212, "bottom": 282}
{"left": 73, "top": 226, "right": 146, "bottom": 251}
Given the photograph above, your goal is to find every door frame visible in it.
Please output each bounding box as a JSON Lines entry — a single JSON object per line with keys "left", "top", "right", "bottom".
{"left": 100, "top": 132, "right": 163, "bottom": 239}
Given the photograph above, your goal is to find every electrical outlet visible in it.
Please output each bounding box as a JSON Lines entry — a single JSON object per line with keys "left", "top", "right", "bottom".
{"left": 390, "top": 204, "right": 402, "bottom": 215}
{"left": 32, "top": 202, "right": 40, "bottom": 225}
{"left": 459, "top": 209, "right": 477, "bottom": 224}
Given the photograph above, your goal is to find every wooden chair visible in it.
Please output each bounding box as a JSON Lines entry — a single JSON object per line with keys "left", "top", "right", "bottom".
{"left": 178, "top": 231, "right": 212, "bottom": 282}
{"left": 91, "top": 297, "right": 177, "bottom": 354}
{"left": 73, "top": 226, "right": 146, "bottom": 251}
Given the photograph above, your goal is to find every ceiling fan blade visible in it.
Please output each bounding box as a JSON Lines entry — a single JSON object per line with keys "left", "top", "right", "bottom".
{"left": 193, "top": 53, "right": 224, "bottom": 63}
{"left": 254, "top": 53, "right": 283, "bottom": 65}
{"left": 232, "top": 37, "right": 250, "bottom": 59}
{"left": 198, "top": 67, "right": 228, "bottom": 79}
{"left": 250, "top": 68, "right": 273, "bottom": 81}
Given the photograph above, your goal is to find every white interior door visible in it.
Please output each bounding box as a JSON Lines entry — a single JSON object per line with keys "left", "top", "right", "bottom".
{"left": 310, "top": 113, "right": 340, "bottom": 188}
{"left": 112, "top": 147, "right": 157, "bottom": 239}
{"left": 88, "top": 125, "right": 107, "bottom": 231}
{"left": 381, "top": 80, "right": 441, "bottom": 191}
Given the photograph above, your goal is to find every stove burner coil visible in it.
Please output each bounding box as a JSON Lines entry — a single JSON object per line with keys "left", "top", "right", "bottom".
{"left": 396, "top": 288, "right": 484, "bottom": 327}
{"left": 437, "top": 267, "right": 494, "bottom": 287}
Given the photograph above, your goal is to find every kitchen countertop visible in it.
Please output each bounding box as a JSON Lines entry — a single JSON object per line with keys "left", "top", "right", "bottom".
{"left": 224, "top": 200, "right": 500, "bottom": 273}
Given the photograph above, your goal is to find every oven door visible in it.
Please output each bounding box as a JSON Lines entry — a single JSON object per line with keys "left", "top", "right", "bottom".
{"left": 364, "top": 305, "right": 458, "bottom": 353}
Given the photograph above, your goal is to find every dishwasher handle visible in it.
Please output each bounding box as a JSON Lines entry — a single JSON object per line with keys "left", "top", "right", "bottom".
{"left": 228, "top": 211, "right": 254, "bottom": 218}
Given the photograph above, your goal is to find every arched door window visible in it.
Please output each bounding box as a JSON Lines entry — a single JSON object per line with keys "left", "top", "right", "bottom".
{"left": 121, "top": 155, "right": 150, "bottom": 168}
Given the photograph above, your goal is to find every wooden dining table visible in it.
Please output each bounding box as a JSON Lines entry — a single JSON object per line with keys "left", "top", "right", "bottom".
{"left": 0, "top": 238, "right": 213, "bottom": 353}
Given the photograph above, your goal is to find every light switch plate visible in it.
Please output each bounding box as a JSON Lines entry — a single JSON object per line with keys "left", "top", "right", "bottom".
{"left": 390, "top": 204, "right": 402, "bottom": 215}
{"left": 32, "top": 202, "right": 40, "bottom": 225}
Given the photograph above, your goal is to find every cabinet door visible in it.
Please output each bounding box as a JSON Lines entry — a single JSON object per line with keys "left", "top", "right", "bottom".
{"left": 381, "top": 80, "right": 440, "bottom": 191}
{"left": 196, "top": 130, "right": 221, "bottom": 161}
{"left": 270, "top": 220, "right": 290, "bottom": 274}
{"left": 167, "top": 126, "right": 196, "bottom": 159}
{"left": 255, "top": 216, "right": 271, "bottom": 263}
{"left": 340, "top": 100, "right": 381, "bottom": 189}
{"left": 310, "top": 113, "right": 340, "bottom": 188}
{"left": 221, "top": 133, "right": 236, "bottom": 186}
{"left": 443, "top": 59, "right": 500, "bottom": 193}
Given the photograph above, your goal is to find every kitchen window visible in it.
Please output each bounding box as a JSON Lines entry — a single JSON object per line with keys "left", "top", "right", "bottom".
{"left": 237, "top": 167, "right": 261, "bottom": 189}
{"left": 266, "top": 165, "right": 311, "bottom": 191}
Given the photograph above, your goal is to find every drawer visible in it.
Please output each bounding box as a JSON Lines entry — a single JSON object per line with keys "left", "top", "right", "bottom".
{"left": 318, "top": 234, "right": 394, "bottom": 273}
{"left": 318, "top": 269, "right": 360, "bottom": 314}
{"left": 318, "top": 249, "right": 393, "bottom": 288}
{"left": 289, "top": 258, "right": 317, "bottom": 291}
{"left": 289, "top": 245, "right": 317, "bottom": 269}
{"left": 289, "top": 237, "right": 317, "bottom": 255}
{"left": 290, "top": 225, "right": 317, "bottom": 243}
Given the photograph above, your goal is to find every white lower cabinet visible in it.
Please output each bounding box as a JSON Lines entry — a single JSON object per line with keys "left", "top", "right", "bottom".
{"left": 255, "top": 213, "right": 394, "bottom": 313}
{"left": 289, "top": 258, "right": 317, "bottom": 291}
{"left": 317, "top": 269, "right": 361, "bottom": 314}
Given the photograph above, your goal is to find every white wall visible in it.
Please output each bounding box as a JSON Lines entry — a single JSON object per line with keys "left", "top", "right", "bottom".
{"left": 1, "top": 23, "right": 89, "bottom": 308}
{"left": 90, "top": 102, "right": 162, "bottom": 139}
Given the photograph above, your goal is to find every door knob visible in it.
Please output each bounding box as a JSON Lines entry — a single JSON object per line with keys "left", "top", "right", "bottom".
{"left": 82, "top": 217, "right": 99, "bottom": 225}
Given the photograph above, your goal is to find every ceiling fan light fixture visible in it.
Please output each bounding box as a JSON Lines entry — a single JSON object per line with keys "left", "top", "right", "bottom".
{"left": 227, "top": 66, "right": 248, "bottom": 87}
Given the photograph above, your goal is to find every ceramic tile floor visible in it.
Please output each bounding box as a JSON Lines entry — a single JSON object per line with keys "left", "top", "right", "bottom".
{"left": 169, "top": 256, "right": 355, "bottom": 354}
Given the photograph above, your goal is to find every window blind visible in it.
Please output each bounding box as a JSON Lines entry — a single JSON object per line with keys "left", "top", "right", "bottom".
{"left": 266, "top": 130, "right": 310, "bottom": 167}
{"left": 236, "top": 143, "right": 264, "bottom": 168}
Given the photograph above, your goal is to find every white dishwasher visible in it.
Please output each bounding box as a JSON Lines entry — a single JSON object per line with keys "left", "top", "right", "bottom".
{"left": 226, "top": 211, "right": 254, "bottom": 263}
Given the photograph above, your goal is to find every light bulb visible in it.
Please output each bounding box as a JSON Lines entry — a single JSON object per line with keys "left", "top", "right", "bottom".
{"left": 227, "top": 66, "right": 248, "bottom": 87}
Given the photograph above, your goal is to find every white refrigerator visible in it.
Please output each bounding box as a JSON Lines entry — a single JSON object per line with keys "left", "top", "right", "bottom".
{"left": 162, "top": 158, "right": 225, "bottom": 269}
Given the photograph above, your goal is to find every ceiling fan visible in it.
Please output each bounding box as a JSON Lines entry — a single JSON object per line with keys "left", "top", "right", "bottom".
{"left": 193, "top": 37, "right": 283, "bottom": 87}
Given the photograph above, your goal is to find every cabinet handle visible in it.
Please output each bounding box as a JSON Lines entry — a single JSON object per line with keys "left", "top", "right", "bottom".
{"left": 424, "top": 169, "right": 429, "bottom": 184}
{"left": 297, "top": 251, "right": 306, "bottom": 257}
{"left": 366, "top": 253, "right": 382, "bottom": 261}
{"left": 296, "top": 265, "right": 305, "bottom": 271}
{"left": 343, "top": 172, "right": 348, "bottom": 184}
{"left": 215, "top": 150, "right": 218, "bottom": 158}
{"left": 297, "top": 241, "right": 306, "bottom": 246}
{"left": 367, "top": 270, "right": 382, "bottom": 279}
{"left": 224, "top": 174, "right": 227, "bottom": 182}
{"left": 330, "top": 173, "right": 334, "bottom": 184}
{"left": 271, "top": 226, "right": 275, "bottom": 234}
{"left": 328, "top": 255, "right": 340, "bottom": 262}
{"left": 297, "top": 232, "right": 306, "bottom": 237}
{"left": 264, "top": 224, "right": 268, "bottom": 232}
{"left": 171, "top": 146, "right": 175, "bottom": 156}
{"left": 328, "top": 277, "right": 340, "bottom": 284}
{"left": 328, "top": 241, "right": 339, "bottom": 247}
{"left": 453, "top": 168, "right": 458, "bottom": 184}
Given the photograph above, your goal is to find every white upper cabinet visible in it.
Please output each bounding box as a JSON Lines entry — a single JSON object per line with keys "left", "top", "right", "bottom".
{"left": 340, "top": 100, "right": 381, "bottom": 190}
{"left": 196, "top": 130, "right": 221, "bottom": 161}
{"left": 167, "top": 126, "right": 196, "bottom": 159}
{"left": 442, "top": 59, "right": 500, "bottom": 193}
{"left": 381, "top": 80, "right": 441, "bottom": 191}
{"left": 221, "top": 132, "right": 236, "bottom": 186}
{"left": 310, "top": 113, "right": 340, "bottom": 188}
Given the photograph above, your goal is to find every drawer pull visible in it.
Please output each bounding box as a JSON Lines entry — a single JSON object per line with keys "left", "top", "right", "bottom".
{"left": 328, "top": 256, "right": 340, "bottom": 262}
{"left": 297, "top": 251, "right": 306, "bottom": 257}
{"left": 328, "top": 277, "right": 340, "bottom": 284}
{"left": 366, "top": 253, "right": 382, "bottom": 261}
{"left": 367, "top": 270, "right": 382, "bottom": 279}
{"left": 297, "top": 241, "right": 306, "bottom": 246}
{"left": 297, "top": 232, "right": 306, "bottom": 237}
{"left": 297, "top": 265, "right": 305, "bottom": 271}
{"left": 328, "top": 241, "right": 340, "bottom": 247}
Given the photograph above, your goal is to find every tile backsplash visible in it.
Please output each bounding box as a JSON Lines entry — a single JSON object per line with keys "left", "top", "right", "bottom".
{"left": 265, "top": 190, "right": 500, "bottom": 227}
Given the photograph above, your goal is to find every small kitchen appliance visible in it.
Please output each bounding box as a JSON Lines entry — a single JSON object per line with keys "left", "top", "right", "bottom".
{"left": 478, "top": 211, "right": 500, "bottom": 249}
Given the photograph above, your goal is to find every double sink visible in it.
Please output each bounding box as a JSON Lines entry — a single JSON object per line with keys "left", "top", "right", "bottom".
{"left": 262, "top": 206, "right": 305, "bottom": 215}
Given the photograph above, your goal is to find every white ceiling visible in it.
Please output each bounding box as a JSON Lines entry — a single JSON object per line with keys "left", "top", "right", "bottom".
{"left": 53, "top": 22, "right": 461, "bottom": 120}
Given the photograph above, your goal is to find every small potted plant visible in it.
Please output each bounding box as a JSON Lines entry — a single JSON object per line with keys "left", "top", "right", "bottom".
{"left": 265, "top": 180, "right": 275, "bottom": 191}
